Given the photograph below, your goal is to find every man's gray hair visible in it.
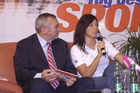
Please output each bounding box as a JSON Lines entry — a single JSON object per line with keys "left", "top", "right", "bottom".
{"left": 35, "top": 13, "right": 56, "bottom": 33}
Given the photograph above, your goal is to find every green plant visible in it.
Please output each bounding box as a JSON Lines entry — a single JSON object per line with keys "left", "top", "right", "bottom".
{"left": 109, "top": 23, "right": 140, "bottom": 65}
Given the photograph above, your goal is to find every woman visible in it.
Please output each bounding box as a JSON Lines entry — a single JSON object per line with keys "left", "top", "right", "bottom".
{"left": 71, "top": 14, "right": 126, "bottom": 92}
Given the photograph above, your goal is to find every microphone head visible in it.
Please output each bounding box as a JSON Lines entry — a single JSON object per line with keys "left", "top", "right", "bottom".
{"left": 96, "top": 33, "right": 103, "bottom": 41}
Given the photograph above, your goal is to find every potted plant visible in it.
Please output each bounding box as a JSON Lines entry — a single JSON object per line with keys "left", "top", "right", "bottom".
{"left": 109, "top": 23, "right": 140, "bottom": 65}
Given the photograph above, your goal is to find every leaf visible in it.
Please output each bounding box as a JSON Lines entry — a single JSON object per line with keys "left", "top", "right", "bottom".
{"left": 138, "top": 22, "right": 140, "bottom": 37}
{"left": 110, "top": 23, "right": 140, "bottom": 65}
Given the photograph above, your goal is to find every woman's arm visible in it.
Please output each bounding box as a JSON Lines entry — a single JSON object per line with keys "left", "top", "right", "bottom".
{"left": 76, "top": 53, "right": 102, "bottom": 77}
{"left": 114, "top": 53, "right": 125, "bottom": 66}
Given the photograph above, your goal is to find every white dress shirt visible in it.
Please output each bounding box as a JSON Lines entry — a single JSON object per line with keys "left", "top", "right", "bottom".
{"left": 34, "top": 34, "right": 56, "bottom": 78}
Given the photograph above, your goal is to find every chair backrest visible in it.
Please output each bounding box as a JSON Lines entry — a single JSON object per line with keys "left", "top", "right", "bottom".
{"left": 0, "top": 42, "right": 73, "bottom": 84}
{"left": 0, "top": 42, "right": 17, "bottom": 83}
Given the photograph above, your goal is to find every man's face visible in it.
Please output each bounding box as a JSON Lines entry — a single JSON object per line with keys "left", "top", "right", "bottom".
{"left": 40, "top": 17, "right": 60, "bottom": 41}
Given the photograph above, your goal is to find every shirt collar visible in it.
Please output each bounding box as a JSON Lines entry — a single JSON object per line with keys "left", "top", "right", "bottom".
{"left": 85, "top": 40, "right": 98, "bottom": 52}
{"left": 37, "top": 34, "right": 51, "bottom": 48}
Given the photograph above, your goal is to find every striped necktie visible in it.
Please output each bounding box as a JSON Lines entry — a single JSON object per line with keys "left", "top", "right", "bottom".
{"left": 47, "top": 42, "right": 59, "bottom": 89}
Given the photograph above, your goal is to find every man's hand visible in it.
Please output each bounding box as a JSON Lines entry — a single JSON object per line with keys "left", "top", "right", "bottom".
{"left": 41, "top": 69, "right": 58, "bottom": 83}
{"left": 66, "top": 77, "right": 77, "bottom": 87}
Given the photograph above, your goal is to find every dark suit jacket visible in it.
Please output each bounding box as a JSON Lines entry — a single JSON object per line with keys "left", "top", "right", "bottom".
{"left": 14, "top": 34, "right": 76, "bottom": 86}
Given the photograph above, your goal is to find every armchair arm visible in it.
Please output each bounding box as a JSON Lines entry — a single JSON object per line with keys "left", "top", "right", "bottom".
{"left": 0, "top": 80, "right": 22, "bottom": 93}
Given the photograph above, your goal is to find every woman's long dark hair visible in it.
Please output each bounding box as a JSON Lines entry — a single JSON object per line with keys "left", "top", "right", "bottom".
{"left": 73, "top": 14, "right": 98, "bottom": 53}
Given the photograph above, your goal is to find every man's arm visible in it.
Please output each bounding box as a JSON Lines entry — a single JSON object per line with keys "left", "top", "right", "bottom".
{"left": 65, "top": 43, "right": 77, "bottom": 75}
{"left": 63, "top": 43, "right": 77, "bottom": 87}
{"left": 14, "top": 42, "right": 39, "bottom": 85}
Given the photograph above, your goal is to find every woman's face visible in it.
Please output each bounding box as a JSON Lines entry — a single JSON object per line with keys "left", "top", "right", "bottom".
{"left": 85, "top": 19, "right": 99, "bottom": 38}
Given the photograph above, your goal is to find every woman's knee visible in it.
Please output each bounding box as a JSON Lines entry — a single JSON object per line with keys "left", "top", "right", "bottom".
{"left": 77, "top": 77, "right": 94, "bottom": 86}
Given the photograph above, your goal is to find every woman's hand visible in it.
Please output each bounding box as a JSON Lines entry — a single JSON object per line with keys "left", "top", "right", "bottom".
{"left": 97, "top": 41, "right": 105, "bottom": 55}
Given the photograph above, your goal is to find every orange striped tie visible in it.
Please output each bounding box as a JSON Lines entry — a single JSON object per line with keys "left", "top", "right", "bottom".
{"left": 47, "top": 42, "right": 59, "bottom": 89}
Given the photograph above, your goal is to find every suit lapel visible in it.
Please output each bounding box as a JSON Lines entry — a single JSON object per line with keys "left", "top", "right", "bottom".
{"left": 34, "top": 34, "right": 49, "bottom": 68}
{"left": 51, "top": 39, "right": 61, "bottom": 69}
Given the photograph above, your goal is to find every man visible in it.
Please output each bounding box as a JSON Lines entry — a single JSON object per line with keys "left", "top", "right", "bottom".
{"left": 14, "top": 13, "right": 94, "bottom": 93}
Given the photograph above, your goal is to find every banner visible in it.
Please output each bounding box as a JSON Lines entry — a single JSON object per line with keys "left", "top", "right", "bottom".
{"left": 0, "top": 0, "right": 139, "bottom": 43}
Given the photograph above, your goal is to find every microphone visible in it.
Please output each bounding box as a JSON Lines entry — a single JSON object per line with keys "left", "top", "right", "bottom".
{"left": 96, "top": 33, "right": 106, "bottom": 56}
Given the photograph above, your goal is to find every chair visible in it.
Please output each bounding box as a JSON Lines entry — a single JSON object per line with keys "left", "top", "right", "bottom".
{"left": 0, "top": 43, "right": 22, "bottom": 93}
{"left": 0, "top": 42, "right": 73, "bottom": 93}
{"left": 0, "top": 42, "right": 74, "bottom": 93}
